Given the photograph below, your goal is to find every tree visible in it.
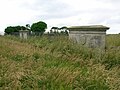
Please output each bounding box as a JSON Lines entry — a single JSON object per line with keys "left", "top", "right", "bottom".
{"left": 59, "top": 26, "right": 68, "bottom": 35}
{"left": 31, "top": 21, "right": 47, "bottom": 35}
{"left": 5, "top": 26, "right": 14, "bottom": 35}
{"left": 60, "top": 26, "right": 67, "bottom": 30}
{"left": 51, "top": 27, "right": 59, "bottom": 34}
{"left": 4, "top": 26, "right": 26, "bottom": 35}
{"left": 26, "top": 24, "right": 31, "bottom": 30}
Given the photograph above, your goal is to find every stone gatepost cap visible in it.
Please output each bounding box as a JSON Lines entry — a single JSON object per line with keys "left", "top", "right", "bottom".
{"left": 19, "top": 30, "right": 29, "bottom": 32}
{"left": 68, "top": 25, "right": 110, "bottom": 31}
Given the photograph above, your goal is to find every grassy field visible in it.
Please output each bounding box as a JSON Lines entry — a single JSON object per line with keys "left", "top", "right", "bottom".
{"left": 0, "top": 34, "right": 120, "bottom": 90}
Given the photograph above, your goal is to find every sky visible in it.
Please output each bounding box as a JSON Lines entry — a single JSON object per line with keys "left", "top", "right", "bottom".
{"left": 0, "top": 0, "right": 120, "bottom": 35}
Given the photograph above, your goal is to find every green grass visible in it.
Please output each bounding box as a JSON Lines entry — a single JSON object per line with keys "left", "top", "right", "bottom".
{"left": 0, "top": 34, "right": 120, "bottom": 90}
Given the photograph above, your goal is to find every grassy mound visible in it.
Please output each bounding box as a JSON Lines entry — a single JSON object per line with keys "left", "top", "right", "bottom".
{"left": 0, "top": 35, "right": 120, "bottom": 90}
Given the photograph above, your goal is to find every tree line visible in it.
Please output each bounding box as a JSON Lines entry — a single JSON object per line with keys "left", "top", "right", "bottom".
{"left": 4, "top": 21, "right": 68, "bottom": 36}
{"left": 50, "top": 26, "right": 68, "bottom": 35}
{"left": 4, "top": 21, "right": 47, "bottom": 36}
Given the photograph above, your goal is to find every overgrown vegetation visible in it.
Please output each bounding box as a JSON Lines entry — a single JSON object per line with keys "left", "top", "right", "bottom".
{"left": 0, "top": 34, "right": 120, "bottom": 90}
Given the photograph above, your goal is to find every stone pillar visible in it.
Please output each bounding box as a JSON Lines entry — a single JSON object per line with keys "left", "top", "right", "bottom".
{"left": 19, "top": 32, "right": 23, "bottom": 38}
{"left": 68, "top": 25, "right": 109, "bottom": 49}
{"left": 19, "top": 30, "right": 29, "bottom": 39}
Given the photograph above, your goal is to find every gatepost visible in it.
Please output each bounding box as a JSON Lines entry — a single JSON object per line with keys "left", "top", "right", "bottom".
{"left": 19, "top": 30, "right": 29, "bottom": 39}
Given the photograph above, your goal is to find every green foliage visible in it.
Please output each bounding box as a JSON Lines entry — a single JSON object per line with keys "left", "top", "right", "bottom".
{"left": 4, "top": 26, "right": 14, "bottom": 34}
{"left": 31, "top": 21, "right": 47, "bottom": 35}
{"left": 4, "top": 26, "right": 26, "bottom": 35}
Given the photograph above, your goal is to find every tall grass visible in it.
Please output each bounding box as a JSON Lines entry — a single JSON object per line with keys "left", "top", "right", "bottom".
{"left": 0, "top": 35, "right": 120, "bottom": 90}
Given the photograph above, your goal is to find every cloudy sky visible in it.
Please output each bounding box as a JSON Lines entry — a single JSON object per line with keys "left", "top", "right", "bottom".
{"left": 0, "top": 0, "right": 120, "bottom": 35}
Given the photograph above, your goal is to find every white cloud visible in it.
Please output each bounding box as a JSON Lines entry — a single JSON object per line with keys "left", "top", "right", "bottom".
{"left": 0, "top": 0, "right": 120, "bottom": 35}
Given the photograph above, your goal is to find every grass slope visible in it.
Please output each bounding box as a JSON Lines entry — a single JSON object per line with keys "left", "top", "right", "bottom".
{"left": 0, "top": 35, "right": 120, "bottom": 90}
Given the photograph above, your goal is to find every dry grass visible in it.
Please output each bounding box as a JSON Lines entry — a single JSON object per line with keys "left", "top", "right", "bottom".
{"left": 0, "top": 35, "right": 120, "bottom": 90}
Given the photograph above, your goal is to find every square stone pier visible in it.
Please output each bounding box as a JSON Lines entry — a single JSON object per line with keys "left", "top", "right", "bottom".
{"left": 68, "top": 25, "right": 109, "bottom": 49}
{"left": 19, "top": 30, "right": 29, "bottom": 39}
